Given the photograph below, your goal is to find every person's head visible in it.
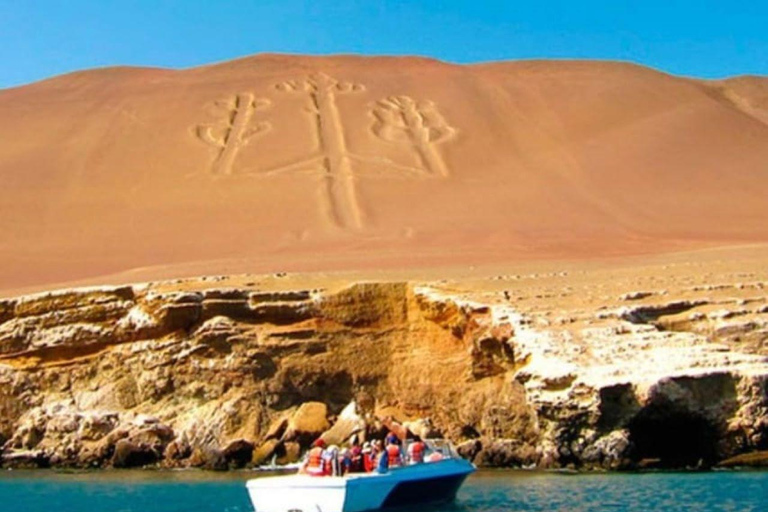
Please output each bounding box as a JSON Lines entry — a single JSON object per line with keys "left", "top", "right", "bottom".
{"left": 413, "top": 435, "right": 422, "bottom": 443}
{"left": 313, "top": 438, "right": 326, "bottom": 449}
{"left": 362, "top": 441, "right": 372, "bottom": 453}
{"left": 351, "top": 436, "right": 360, "bottom": 447}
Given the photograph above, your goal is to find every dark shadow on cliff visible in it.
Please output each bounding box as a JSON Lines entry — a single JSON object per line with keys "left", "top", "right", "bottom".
{"left": 627, "top": 375, "right": 739, "bottom": 468}
{"left": 272, "top": 369, "right": 355, "bottom": 412}
{"left": 628, "top": 404, "right": 719, "bottom": 468}
{"left": 597, "top": 383, "right": 641, "bottom": 432}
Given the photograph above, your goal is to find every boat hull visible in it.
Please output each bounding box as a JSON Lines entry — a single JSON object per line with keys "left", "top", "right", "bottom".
{"left": 246, "top": 458, "right": 475, "bottom": 512}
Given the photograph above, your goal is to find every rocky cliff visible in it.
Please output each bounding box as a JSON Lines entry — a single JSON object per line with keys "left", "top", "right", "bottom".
{"left": 1, "top": 260, "right": 766, "bottom": 470}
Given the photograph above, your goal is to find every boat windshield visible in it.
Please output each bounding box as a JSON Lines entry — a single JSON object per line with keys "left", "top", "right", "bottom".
{"left": 421, "top": 439, "right": 459, "bottom": 459}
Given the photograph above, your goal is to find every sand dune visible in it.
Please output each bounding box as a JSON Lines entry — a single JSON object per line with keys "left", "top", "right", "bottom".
{"left": 0, "top": 55, "right": 767, "bottom": 291}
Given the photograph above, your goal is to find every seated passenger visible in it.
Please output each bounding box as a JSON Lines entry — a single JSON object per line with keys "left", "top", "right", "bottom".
{"left": 407, "top": 436, "right": 426, "bottom": 464}
{"left": 301, "top": 438, "right": 328, "bottom": 476}
{"left": 348, "top": 439, "right": 364, "bottom": 473}
{"left": 362, "top": 442, "right": 374, "bottom": 472}
{"left": 323, "top": 444, "right": 340, "bottom": 476}
{"left": 376, "top": 445, "right": 390, "bottom": 474}
{"left": 339, "top": 447, "right": 352, "bottom": 476}
{"left": 386, "top": 440, "right": 403, "bottom": 468}
{"left": 426, "top": 450, "right": 444, "bottom": 463}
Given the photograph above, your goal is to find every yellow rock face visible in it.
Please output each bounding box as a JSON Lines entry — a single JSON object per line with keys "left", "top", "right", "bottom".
{"left": 0, "top": 246, "right": 766, "bottom": 469}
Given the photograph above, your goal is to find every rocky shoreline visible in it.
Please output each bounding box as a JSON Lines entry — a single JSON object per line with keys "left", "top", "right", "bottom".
{"left": 1, "top": 274, "right": 767, "bottom": 471}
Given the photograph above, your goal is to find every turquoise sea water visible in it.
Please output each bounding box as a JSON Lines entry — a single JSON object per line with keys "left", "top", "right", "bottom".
{"left": 0, "top": 469, "right": 765, "bottom": 512}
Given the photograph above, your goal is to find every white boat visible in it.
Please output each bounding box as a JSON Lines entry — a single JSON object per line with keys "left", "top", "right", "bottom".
{"left": 246, "top": 441, "right": 475, "bottom": 512}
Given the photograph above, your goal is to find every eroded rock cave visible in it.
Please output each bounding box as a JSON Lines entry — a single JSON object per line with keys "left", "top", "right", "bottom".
{"left": 628, "top": 402, "right": 719, "bottom": 468}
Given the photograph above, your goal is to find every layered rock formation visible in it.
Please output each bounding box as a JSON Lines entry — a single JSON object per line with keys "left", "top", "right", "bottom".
{"left": 1, "top": 259, "right": 766, "bottom": 470}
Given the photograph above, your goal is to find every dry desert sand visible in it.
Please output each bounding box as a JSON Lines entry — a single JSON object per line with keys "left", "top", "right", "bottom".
{"left": 1, "top": 56, "right": 768, "bottom": 469}
{"left": 0, "top": 54, "right": 767, "bottom": 293}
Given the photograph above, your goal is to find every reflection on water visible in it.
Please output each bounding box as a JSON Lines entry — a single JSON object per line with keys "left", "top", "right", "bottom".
{"left": 0, "top": 469, "right": 765, "bottom": 512}
{"left": 448, "top": 471, "right": 766, "bottom": 512}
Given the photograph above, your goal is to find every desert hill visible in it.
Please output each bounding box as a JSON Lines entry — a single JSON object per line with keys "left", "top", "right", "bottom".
{"left": 1, "top": 55, "right": 767, "bottom": 292}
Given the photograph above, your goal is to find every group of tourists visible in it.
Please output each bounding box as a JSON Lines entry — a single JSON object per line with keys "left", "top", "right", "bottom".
{"left": 299, "top": 430, "right": 441, "bottom": 477}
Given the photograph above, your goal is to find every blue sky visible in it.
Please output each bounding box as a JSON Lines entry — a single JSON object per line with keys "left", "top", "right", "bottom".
{"left": 1, "top": 1, "right": 766, "bottom": 88}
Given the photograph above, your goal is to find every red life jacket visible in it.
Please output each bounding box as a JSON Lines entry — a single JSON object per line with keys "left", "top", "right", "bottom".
{"left": 409, "top": 441, "right": 425, "bottom": 463}
{"left": 386, "top": 444, "right": 402, "bottom": 467}
{"left": 363, "top": 452, "right": 374, "bottom": 472}
{"left": 306, "top": 447, "right": 326, "bottom": 476}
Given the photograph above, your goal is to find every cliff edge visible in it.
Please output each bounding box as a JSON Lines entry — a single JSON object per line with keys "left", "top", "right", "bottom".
{"left": 2, "top": 249, "right": 766, "bottom": 470}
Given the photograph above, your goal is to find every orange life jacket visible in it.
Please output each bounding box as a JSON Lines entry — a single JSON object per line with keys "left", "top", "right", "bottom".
{"left": 386, "top": 444, "right": 402, "bottom": 467}
{"left": 306, "top": 447, "right": 326, "bottom": 476}
{"left": 409, "top": 441, "right": 425, "bottom": 463}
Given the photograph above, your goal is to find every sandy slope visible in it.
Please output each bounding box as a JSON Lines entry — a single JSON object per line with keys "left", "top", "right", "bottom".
{"left": 0, "top": 55, "right": 767, "bottom": 292}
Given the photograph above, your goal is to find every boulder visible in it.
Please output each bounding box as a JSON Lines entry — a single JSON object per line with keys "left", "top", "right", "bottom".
{"left": 111, "top": 439, "right": 158, "bottom": 468}
{"left": 581, "top": 430, "right": 631, "bottom": 469}
{"left": 188, "top": 446, "right": 228, "bottom": 471}
{"left": 375, "top": 405, "right": 410, "bottom": 424}
{"left": 264, "top": 408, "right": 296, "bottom": 440}
{"left": 252, "top": 438, "right": 280, "bottom": 466}
{"left": 275, "top": 441, "right": 301, "bottom": 465}
{"left": 222, "top": 438, "right": 254, "bottom": 468}
{"left": 456, "top": 439, "right": 482, "bottom": 461}
{"left": 321, "top": 401, "right": 365, "bottom": 446}
{"left": 403, "top": 418, "right": 440, "bottom": 440}
{"left": 78, "top": 412, "right": 118, "bottom": 441}
{"left": 126, "top": 423, "right": 174, "bottom": 457}
{"left": 284, "top": 402, "right": 329, "bottom": 446}
{"left": 164, "top": 437, "right": 192, "bottom": 461}
{"left": 473, "top": 438, "right": 537, "bottom": 467}
{"left": 75, "top": 441, "right": 113, "bottom": 467}
{"left": 1, "top": 449, "right": 50, "bottom": 468}
{"left": 717, "top": 450, "right": 768, "bottom": 468}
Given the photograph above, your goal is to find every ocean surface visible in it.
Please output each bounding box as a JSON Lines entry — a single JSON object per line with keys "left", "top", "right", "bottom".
{"left": 0, "top": 469, "right": 765, "bottom": 512}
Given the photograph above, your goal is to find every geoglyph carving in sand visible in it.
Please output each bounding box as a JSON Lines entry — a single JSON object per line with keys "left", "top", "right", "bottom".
{"left": 196, "top": 93, "right": 271, "bottom": 176}
{"left": 372, "top": 95, "right": 456, "bottom": 177}
{"left": 193, "top": 74, "right": 456, "bottom": 230}
{"left": 273, "top": 73, "right": 366, "bottom": 230}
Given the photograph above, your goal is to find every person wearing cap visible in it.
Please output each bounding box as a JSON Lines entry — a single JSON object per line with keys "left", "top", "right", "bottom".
{"left": 362, "top": 441, "right": 374, "bottom": 472}
{"left": 301, "top": 438, "right": 328, "bottom": 476}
